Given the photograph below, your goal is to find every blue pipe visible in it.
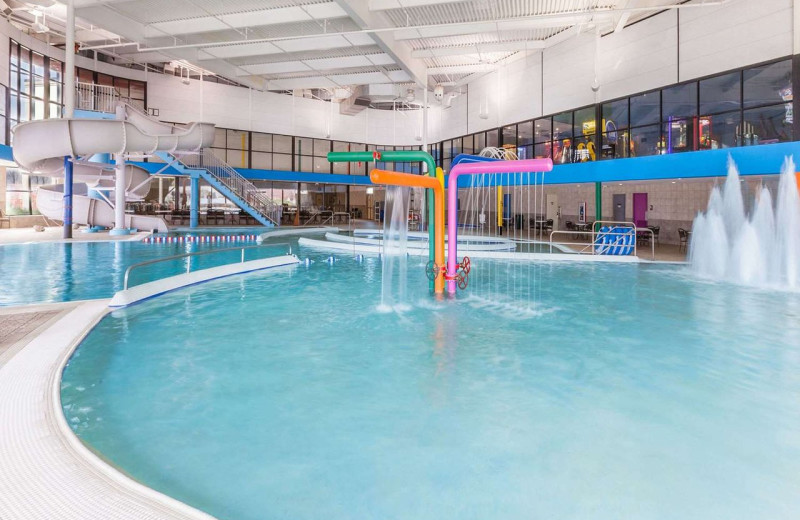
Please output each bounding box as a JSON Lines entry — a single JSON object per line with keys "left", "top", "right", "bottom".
{"left": 63, "top": 156, "right": 73, "bottom": 239}
{"left": 190, "top": 174, "right": 199, "bottom": 228}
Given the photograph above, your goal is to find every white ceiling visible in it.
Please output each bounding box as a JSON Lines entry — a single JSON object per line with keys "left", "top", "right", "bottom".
{"left": 7, "top": 0, "right": 709, "bottom": 95}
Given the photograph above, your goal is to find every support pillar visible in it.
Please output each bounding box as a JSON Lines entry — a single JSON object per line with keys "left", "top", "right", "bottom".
{"left": 190, "top": 174, "right": 199, "bottom": 228}
{"left": 109, "top": 153, "right": 129, "bottom": 235}
{"left": 174, "top": 176, "right": 180, "bottom": 210}
{"left": 63, "top": 157, "right": 73, "bottom": 237}
{"left": 595, "top": 181, "right": 602, "bottom": 223}
{"left": 158, "top": 177, "right": 164, "bottom": 204}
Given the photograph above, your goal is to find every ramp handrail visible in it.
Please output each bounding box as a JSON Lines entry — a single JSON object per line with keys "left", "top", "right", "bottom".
{"left": 75, "top": 82, "right": 146, "bottom": 113}
{"left": 548, "top": 220, "right": 655, "bottom": 260}
{"left": 123, "top": 242, "right": 293, "bottom": 290}
{"left": 174, "top": 149, "right": 282, "bottom": 226}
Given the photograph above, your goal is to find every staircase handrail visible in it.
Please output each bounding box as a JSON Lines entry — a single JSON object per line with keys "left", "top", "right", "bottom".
{"left": 173, "top": 149, "right": 282, "bottom": 226}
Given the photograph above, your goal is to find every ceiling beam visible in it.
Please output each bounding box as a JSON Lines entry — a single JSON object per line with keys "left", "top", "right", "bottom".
{"left": 412, "top": 40, "right": 546, "bottom": 58}
{"left": 368, "top": 0, "right": 463, "bottom": 9}
{"left": 333, "top": 0, "right": 427, "bottom": 87}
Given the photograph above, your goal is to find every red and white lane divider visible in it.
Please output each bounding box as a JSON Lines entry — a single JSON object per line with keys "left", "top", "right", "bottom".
{"left": 143, "top": 234, "right": 259, "bottom": 244}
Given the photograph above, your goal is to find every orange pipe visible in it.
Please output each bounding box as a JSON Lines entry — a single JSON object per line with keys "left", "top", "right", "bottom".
{"left": 796, "top": 172, "right": 800, "bottom": 195}
{"left": 370, "top": 169, "right": 445, "bottom": 294}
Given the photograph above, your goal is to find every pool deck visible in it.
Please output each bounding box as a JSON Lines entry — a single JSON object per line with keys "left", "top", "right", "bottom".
{"left": 0, "top": 226, "right": 151, "bottom": 245}
{"left": 0, "top": 299, "right": 217, "bottom": 520}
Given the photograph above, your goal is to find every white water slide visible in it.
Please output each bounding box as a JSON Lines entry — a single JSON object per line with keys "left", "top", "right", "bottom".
{"left": 12, "top": 105, "right": 215, "bottom": 232}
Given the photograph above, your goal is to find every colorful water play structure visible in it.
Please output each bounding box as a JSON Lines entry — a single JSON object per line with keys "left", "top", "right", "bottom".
{"left": 445, "top": 158, "right": 554, "bottom": 294}
{"left": 370, "top": 169, "right": 445, "bottom": 294}
{"left": 328, "top": 150, "right": 440, "bottom": 290}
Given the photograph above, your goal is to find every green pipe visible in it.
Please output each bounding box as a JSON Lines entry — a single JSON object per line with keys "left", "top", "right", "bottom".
{"left": 595, "top": 181, "right": 602, "bottom": 230}
{"left": 328, "top": 150, "right": 438, "bottom": 291}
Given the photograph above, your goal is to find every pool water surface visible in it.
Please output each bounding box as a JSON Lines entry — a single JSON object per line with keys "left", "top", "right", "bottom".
{"left": 61, "top": 251, "right": 800, "bottom": 520}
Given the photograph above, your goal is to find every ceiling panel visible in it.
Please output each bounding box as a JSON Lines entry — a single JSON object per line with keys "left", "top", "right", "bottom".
{"left": 200, "top": 42, "right": 284, "bottom": 59}
{"left": 239, "top": 61, "right": 312, "bottom": 75}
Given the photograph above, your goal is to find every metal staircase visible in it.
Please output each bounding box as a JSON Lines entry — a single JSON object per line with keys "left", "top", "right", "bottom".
{"left": 171, "top": 149, "right": 282, "bottom": 227}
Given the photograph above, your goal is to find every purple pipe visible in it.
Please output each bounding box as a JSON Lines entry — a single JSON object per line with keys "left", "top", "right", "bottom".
{"left": 446, "top": 158, "right": 554, "bottom": 294}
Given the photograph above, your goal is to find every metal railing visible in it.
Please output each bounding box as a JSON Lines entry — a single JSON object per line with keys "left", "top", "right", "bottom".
{"left": 123, "top": 243, "right": 293, "bottom": 290}
{"left": 548, "top": 220, "right": 655, "bottom": 260}
{"left": 75, "top": 81, "right": 146, "bottom": 114}
{"left": 76, "top": 82, "right": 118, "bottom": 113}
{"left": 174, "top": 149, "right": 282, "bottom": 226}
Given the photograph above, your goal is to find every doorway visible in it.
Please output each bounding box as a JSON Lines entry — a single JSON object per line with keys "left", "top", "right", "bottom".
{"left": 633, "top": 192, "right": 648, "bottom": 227}
{"left": 612, "top": 193, "right": 626, "bottom": 222}
{"left": 546, "top": 193, "right": 559, "bottom": 230}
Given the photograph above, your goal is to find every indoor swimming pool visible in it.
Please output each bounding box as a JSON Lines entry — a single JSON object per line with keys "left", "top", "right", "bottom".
{"left": 0, "top": 237, "right": 281, "bottom": 306}
{"left": 60, "top": 249, "right": 800, "bottom": 520}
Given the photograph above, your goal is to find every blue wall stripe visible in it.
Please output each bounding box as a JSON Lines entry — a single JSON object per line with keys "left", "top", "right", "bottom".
{"left": 4, "top": 140, "right": 798, "bottom": 187}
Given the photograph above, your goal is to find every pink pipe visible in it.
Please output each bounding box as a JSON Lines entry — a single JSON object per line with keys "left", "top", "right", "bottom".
{"left": 446, "top": 158, "right": 554, "bottom": 294}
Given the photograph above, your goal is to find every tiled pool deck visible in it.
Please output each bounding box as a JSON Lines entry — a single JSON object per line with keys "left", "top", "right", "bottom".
{"left": 0, "top": 299, "right": 217, "bottom": 520}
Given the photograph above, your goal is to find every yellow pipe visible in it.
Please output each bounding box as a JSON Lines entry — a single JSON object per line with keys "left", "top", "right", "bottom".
{"left": 497, "top": 185, "right": 504, "bottom": 228}
{"left": 370, "top": 169, "right": 445, "bottom": 294}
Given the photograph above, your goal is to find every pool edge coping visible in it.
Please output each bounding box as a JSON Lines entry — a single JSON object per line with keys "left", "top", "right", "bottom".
{"left": 0, "top": 298, "right": 219, "bottom": 520}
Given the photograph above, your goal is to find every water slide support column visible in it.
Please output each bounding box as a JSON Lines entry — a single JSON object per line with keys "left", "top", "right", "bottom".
{"left": 190, "top": 173, "right": 199, "bottom": 228}
{"left": 62, "top": 0, "right": 75, "bottom": 239}
{"left": 110, "top": 104, "right": 129, "bottom": 235}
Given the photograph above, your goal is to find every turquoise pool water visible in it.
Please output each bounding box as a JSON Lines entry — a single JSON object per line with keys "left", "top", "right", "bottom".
{"left": 0, "top": 239, "right": 286, "bottom": 306}
{"left": 61, "top": 251, "right": 800, "bottom": 520}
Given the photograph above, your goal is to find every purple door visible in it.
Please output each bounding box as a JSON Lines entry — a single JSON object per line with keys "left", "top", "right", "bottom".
{"left": 633, "top": 193, "right": 648, "bottom": 227}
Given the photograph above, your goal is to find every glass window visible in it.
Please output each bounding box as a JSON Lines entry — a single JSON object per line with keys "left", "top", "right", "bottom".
{"left": 553, "top": 138, "right": 573, "bottom": 164}
{"left": 313, "top": 156, "right": 330, "bottom": 172}
{"left": 662, "top": 82, "right": 697, "bottom": 118}
{"left": 517, "top": 121, "right": 533, "bottom": 146}
{"left": 296, "top": 155, "right": 312, "bottom": 171}
{"left": 630, "top": 91, "right": 660, "bottom": 126}
{"left": 295, "top": 137, "right": 312, "bottom": 155}
{"left": 273, "top": 153, "right": 292, "bottom": 170}
{"left": 602, "top": 129, "right": 629, "bottom": 159}
{"left": 313, "top": 139, "right": 330, "bottom": 157}
{"left": 332, "top": 161, "right": 350, "bottom": 175}
{"left": 630, "top": 124, "right": 663, "bottom": 157}
{"left": 350, "top": 142, "right": 366, "bottom": 152}
{"left": 663, "top": 117, "right": 696, "bottom": 153}
{"left": 129, "top": 80, "right": 145, "bottom": 100}
{"left": 273, "top": 134, "right": 292, "bottom": 154}
{"left": 442, "top": 140, "right": 452, "bottom": 159}
{"left": 252, "top": 133, "right": 272, "bottom": 152}
{"left": 486, "top": 129, "right": 499, "bottom": 148}
{"left": 213, "top": 128, "right": 226, "bottom": 148}
{"left": 698, "top": 112, "right": 740, "bottom": 150}
{"left": 534, "top": 117, "right": 552, "bottom": 143}
{"left": 19, "top": 47, "right": 30, "bottom": 71}
{"left": 517, "top": 144, "right": 532, "bottom": 159}
{"left": 475, "top": 132, "right": 486, "bottom": 150}
{"left": 227, "top": 129, "right": 248, "bottom": 150}
{"left": 572, "top": 134, "right": 596, "bottom": 162}
{"left": 502, "top": 125, "right": 516, "bottom": 147}
{"left": 744, "top": 60, "right": 792, "bottom": 108}
{"left": 700, "top": 71, "right": 740, "bottom": 114}
{"left": 452, "top": 137, "right": 463, "bottom": 156}
{"left": 252, "top": 152, "right": 272, "bottom": 169}
{"left": 743, "top": 104, "right": 792, "bottom": 145}
{"left": 534, "top": 142, "right": 551, "bottom": 159}
{"left": 32, "top": 53, "right": 44, "bottom": 77}
{"left": 602, "top": 99, "right": 629, "bottom": 130}
{"left": 461, "top": 135, "right": 474, "bottom": 154}
{"left": 332, "top": 141, "right": 349, "bottom": 153}
{"left": 574, "top": 106, "right": 595, "bottom": 136}
{"left": 226, "top": 149, "right": 248, "bottom": 168}
{"left": 553, "top": 112, "right": 572, "bottom": 139}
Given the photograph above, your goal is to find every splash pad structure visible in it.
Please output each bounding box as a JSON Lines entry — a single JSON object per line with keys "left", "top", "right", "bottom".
{"left": 446, "top": 158, "right": 554, "bottom": 294}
